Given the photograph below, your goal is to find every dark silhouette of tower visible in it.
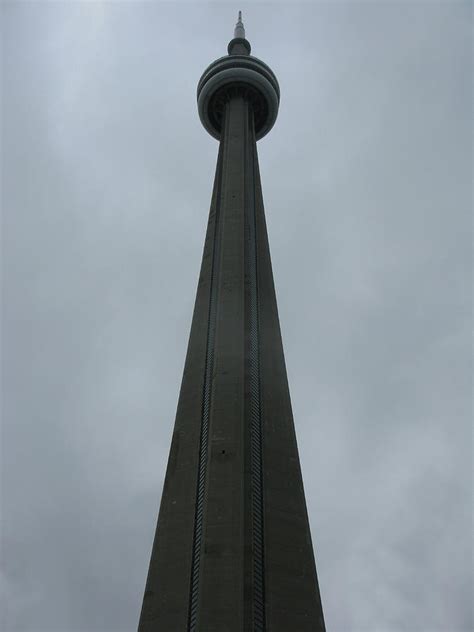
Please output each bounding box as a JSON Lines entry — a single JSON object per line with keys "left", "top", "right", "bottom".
{"left": 139, "top": 13, "right": 325, "bottom": 632}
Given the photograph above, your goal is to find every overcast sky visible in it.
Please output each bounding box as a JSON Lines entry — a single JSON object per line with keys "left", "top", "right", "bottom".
{"left": 2, "top": 2, "right": 472, "bottom": 631}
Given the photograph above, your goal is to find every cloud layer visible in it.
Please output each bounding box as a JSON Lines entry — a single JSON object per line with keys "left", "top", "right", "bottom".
{"left": 2, "top": 3, "right": 472, "bottom": 630}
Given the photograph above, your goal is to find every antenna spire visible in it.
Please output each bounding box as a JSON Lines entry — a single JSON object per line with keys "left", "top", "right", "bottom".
{"left": 234, "top": 10, "right": 245, "bottom": 39}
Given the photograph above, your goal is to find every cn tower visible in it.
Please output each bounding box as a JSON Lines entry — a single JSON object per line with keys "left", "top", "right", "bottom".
{"left": 138, "top": 13, "right": 325, "bottom": 631}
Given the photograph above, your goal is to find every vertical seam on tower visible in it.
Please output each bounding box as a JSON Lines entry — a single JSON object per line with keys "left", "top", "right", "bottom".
{"left": 187, "top": 114, "right": 227, "bottom": 632}
{"left": 247, "top": 103, "right": 266, "bottom": 632}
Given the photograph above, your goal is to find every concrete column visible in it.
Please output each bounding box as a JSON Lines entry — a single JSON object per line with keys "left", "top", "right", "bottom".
{"left": 139, "top": 92, "right": 325, "bottom": 632}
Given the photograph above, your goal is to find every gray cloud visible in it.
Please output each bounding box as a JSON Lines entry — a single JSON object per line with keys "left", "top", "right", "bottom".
{"left": 2, "top": 2, "right": 472, "bottom": 631}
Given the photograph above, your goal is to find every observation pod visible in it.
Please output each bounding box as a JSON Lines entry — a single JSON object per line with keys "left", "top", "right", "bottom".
{"left": 197, "top": 12, "right": 280, "bottom": 141}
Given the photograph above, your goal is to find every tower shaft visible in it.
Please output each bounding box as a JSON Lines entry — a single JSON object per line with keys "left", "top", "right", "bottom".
{"left": 139, "top": 93, "right": 325, "bottom": 631}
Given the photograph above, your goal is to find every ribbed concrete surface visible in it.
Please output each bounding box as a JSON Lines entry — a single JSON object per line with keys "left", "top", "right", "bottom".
{"left": 138, "top": 95, "right": 325, "bottom": 631}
